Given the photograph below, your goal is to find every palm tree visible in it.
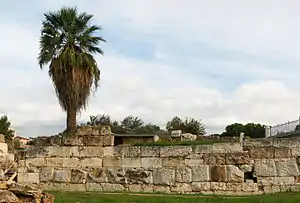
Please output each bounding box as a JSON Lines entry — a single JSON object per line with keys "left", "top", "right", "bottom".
{"left": 38, "top": 7, "right": 106, "bottom": 133}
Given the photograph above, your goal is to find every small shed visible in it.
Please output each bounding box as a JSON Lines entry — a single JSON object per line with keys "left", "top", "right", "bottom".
{"left": 112, "top": 133, "right": 159, "bottom": 146}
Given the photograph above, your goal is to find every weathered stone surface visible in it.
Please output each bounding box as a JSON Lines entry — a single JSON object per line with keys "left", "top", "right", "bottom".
{"left": 226, "top": 183, "right": 243, "bottom": 191}
{"left": 248, "top": 146, "right": 274, "bottom": 158}
{"left": 71, "top": 169, "right": 87, "bottom": 184}
{"left": 102, "top": 136, "right": 114, "bottom": 146}
{"left": 160, "top": 146, "right": 192, "bottom": 157}
{"left": 101, "top": 183, "right": 125, "bottom": 192}
{"left": 257, "top": 177, "right": 295, "bottom": 186}
{"left": 125, "top": 168, "right": 153, "bottom": 184}
{"left": 176, "top": 168, "right": 192, "bottom": 183}
{"left": 185, "top": 159, "right": 204, "bottom": 167}
{"left": 54, "top": 169, "right": 71, "bottom": 183}
{"left": 40, "top": 167, "right": 54, "bottom": 182}
{"left": 226, "top": 152, "right": 250, "bottom": 165}
{"left": 275, "top": 158, "right": 299, "bottom": 177}
{"left": 203, "top": 154, "right": 226, "bottom": 165}
{"left": 0, "top": 190, "right": 19, "bottom": 203}
{"left": 124, "top": 146, "right": 141, "bottom": 157}
{"left": 82, "top": 135, "right": 103, "bottom": 146}
{"left": 254, "top": 159, "right": 277, "bottom": 177}
{"left": 122, "top": 157, "right": 141, "bottom": 168}
{"left": 26, "top": 158, "right": 45, "bottom": 167}
{"left": 153, "top": 185, "right": 170, "bottom": 193}
{"left": 263, "top": 185, "right": 281, "bottom": 194}
{"left": 211, "top": 165, "right": 227, "bottom": 182}
{"left": 153, "top": 168, "right": 175, "bottom": 186}
{"left": 141, "top": 146, "right": 160, "bottom": 157}
{"left": 102, "top": 157, "right": 122, "bottom": 167}
{"left": 78, "top": 146, "right": 103, "bottom": 157}
{"left": 192, "top": 165, "right": 210, "bottom": 182}
{"left": 44, "top": 157, "right": 81, "bottom": 168}
{"left": 26, "top": 147, "right": 49, "bottom": 158}
{"left": 105, "top": 168, "right": 126, "bottom": 184}
{"left": 191, "top": 182, "right": 211, "bottom": 191}
{"left": 128, "top": 185, "right": 153, "bottom": 193}
{"left": 239, "top": 165, "right": 253, "bottom": 172}
{"left": 212, "top": 143, "right": 242, "bottom": 153}
{"left": 87, "top": 168, "right": 107, "bottom": 183}
{"left": 171, "top": 183, "right": 192, "bottom": 193}
{"left": 291, "top": 146, "right": 300, "bottom": 156}
{"left": 227, "top": 165, "right": 244, "bottom": 183}
{"left": 18, "top": 173, "right": 40, "bottom": 184}
{"left": 274, "top": 147, "right": 291, "bottom": 158}
{"left": 193, "top": 145, "right": 213, "bottom": 154}
{"left": 242, "top": 182, "right": 258, "bottom": 192}
{"left": 86, "top": 183, "right": 102, "bottom": 191}
{"left": 211, "top": 182, "right": 226, "bottom": 191}
{"left": 81, "top": 158, "right": 102, "bottom": 168}
{"left": 141, "top": 157, "right": 162, "bottom": 168}
{"left": 45, "top": 146, "right": 79, "bottom": 157}
{"left": 62, "top": 135, "right": 83, "bottom": 146}
{"left": 162, "top": 158, "right": 185, "bottom": 168}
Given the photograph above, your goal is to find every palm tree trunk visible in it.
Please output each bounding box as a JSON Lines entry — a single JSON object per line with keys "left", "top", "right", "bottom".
{"left": 66, "top": 108, "right": 77, "bottom": 132}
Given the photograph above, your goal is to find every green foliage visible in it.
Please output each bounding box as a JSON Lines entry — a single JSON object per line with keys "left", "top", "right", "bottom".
{"left": 0, "top": 115, "right": 15, "bottom": 143}
{"left": 222, "top": 122, "right": 265, "bottom": 138}
{"left": 166, "top": 116, "right": 206, "bottom": 135}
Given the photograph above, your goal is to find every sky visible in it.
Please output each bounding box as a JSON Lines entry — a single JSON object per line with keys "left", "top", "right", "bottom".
{"left": 1, "top": 0, "right": 300, "bottom": 137}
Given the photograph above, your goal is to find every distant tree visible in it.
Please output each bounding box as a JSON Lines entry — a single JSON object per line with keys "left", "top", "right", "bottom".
{"left": 87, "top": 114, "right": 111, "bottom": 126}
{"left": 166, "top": 116, "right": 184, "bottom": 133}
{"left": 166, "top": 116, "right": 206, "bottom": 135}
{"left": 0, "top": 115, "right": 15, "bottom": 144}
{"left": 121, "top": 116, "right": 144, "bottom": 133}
{"left": 221, "top": 122, "right": 265, "bottom": 138}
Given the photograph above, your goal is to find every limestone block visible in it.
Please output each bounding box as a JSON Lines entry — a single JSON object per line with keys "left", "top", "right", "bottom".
{"left": 263, "top": 185, "right": 281, "bottom": 194}
{"left": 81, "top": 158, "right": 102, "bottom": 168}
{"left": 26, "top": 158, "right": 45, "bottom": 167}
{"left": 0, "top": 143, "right": 8, "bottom": 154}
{"left": 192, "top": 165, "right": 210, "bottom": 182}
{"left": 162, "top": 158, "right": 185, "bottom": 168}
{"left": 257, "top": 177, "right": 294, "bottom": 186}
{"left": 153, "top": 185, "right": 171, "bottom": 193}
{"left": 242, "top": 182, "right": 259, "bottom": 192}
{"left": 68, "top": 184, "right": 87, "bottom": 192}
{"left": 125, "top": 168, "right": 153, "bottom": 184}
{"left": 193, "top": 145, "right": 213, "bottom": 154}
{"left": 18, "top": 173, "right": 40, "bottom": 184}
{"left": 254, "top": 159, "right": 277, "bottom": 177}
{"left": 184, "top": 159, "right": 204, "bottom": 167}
{"left": 124, "top": 146, "right": 141, "bottom": 157}
{"left": 153, "top": 168, "right": 175, "bottom": 186}
{"left": 274, "top": 147, "right": 292, "bottom": 158}
{"left": 101, "top": 183, "right": 126, "bottom": 192}
{"left": 45, "top": 146, "right": 79, "bottom": 157}
{"left": 275, "top": 158, "right": 299, "bottom": 177}
{"left": 175, "top": 168, "right": 192, "bottom": 183}
{"left": 171, "top": 183, "right": 192, "bottom": 193}
{"left": 225, "top": 152, "right": 251, "bottom": 165}
{"left": 62, "top": 135, "right": 83, "bottom": 146}
{"left": 78, "top": 146, "right": 104, "bottom": 157}
{"left": 82, "top": 135, "right": 103, "bottom": 146}
{"left": 26, "top": 147, "right": 48, "bottom": 158}
{"left": 239, "top": 165, "right": 253, "bottom": 172}
{"left": 140, "top": 146, "right": 160, "bottom": 157}
{"left": 71, "top": 169, "right": 87, "bottom": 184}
{"left": 102, "top": 157, "right": 122, "bottom": 167}
{"left": 44, "top": 158, "right": 63, "bottom": 167}
{"left": 141, "top": 157, "right": 162, "bottom": 169}
{"left": 102, "top": 135, "right": 114, "bottom": 146}
{"left": 227, "top": 165, "right": 244, "bottom": 183}
{"left": 40, "top": 167, "right": 54, "bottom": 182}
{"left": 62, "top": 158, "right": 81, "bottom": 168}
{"left": 87, "top": 168, "right": 108, "bottom": 183}
{"left": 211, "top": 182, "right": 226, "bottom": 191}
{"left": 248, "top": 146, "right": 274, "bottom": 158}
{"left": 291, "top": 146, "right": 300, "bottom": 156}
{"left": 226, "top": 183, "right": 243, "bottom": 191}
{"left": 105, "top": 168, "right": 126, "bottom": 184}
{"left": 160, "top": 146, "right": 192, "bottom": 158}
{"left": 210, "top": 165, "right": 227, "bottom": 182}
{"left": 86, "top": 183, "right": 102, "bottom": 191}
{"left": 289, "top": 184, "right": 300, "bottom": 192}
{"left": 103, "top": 147, "right": 114, "bottom": 157}
{"left": 203, "top": 154, "right": 226, "bottom": 165}
{"left": 128, "top": 184, "right": 154, "bottom": 193}
{"left": 191, "top": 182, "right": 211, "bottom": 191}
{"left": 54, "top": 169, "right": 71, "bottom": 183}
{"left": 122, "top": 157, "right": 141, "bottom": 168}
{"left": 212, "top": 143, "right": 242, "bottom": 153}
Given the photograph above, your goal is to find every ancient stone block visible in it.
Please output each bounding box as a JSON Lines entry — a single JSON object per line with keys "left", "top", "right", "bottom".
{"left": 191, "top": 182, "right": 211, "bottom": 191}
{"left": 153, "top": 168, "right": 175, "bottom": 186}
{"left": 248, "top": 146, "right": 274, "bottom": 158}
{"left": 103, "top": 147, "right": 114, "bottom": 157}
{"left": 125, "top": 168, "right": 153, "bottom": 184}
{"left": 291, "top": 146, "right": 300, "bottom": 156}
{"left": 45, "top": 146, "right": 79, "bottom": 157}
{"left": 274, "top": 147, "right": 292, "bottom": 158}
{"left": 44, "top": 158, "right": 63, "bottom": 167}
{"left": 140, "top": 146, "right": 160, "bottom": 157}
{"left": 239, "top": 165, "right": 253, "bottom": 172}
{"left": 54, "top": 169, "right": 71, "bottom": 183}
{"left": 192, "top": 165, "right": 210, "bottom": 182}
{"left": 275, "top": 158, "right": 299, "bottom": 177}
{"left": 18, "top": 173, "right": 40, "bottom": 184}
{"left": 263, "top": 185, "right": 281, "bottom": 194}
{"left": 26, "top": 158, "right": 45, "bottom": 167}
{"left": 226, "top": 152, "right": 250, "bottom": 165}
{"left": 62, "top": 135, "right": 83, "bottom": 146}
{"left": 153, "top": 185, "right": 171, "bottom": 193}
{"left": 210, "top": 182, "right": 226, "bottom": 191}
{"left": 40, "top": 167, "right": 54, "bottom": 182}
{"left": 254, "top": 159, "right": 277, "bottom": 177}
{"left": 102, "top": 157, "right": 122, "bottom": 167}
{"left": 226, "top": 183, "right": 243, "bottom": 191}
{"left": 203, "top": 154, "right": 226, "bottom": 165}
{"left": 257, "top": 177, "right": 295, "bottom": 186}
{"left": 212, "top": 143, "right": 242, "bottom": 153}
{"left": 68, "top": 184, "right": 87, "bottom": 192}
{"left": 128, "top": 184, "right": 153, "bottom": 193}
{"left": 81, "top": 158, "right": 102, "bottom": 168}
{"left": 82, "top": 135, "right": 103, "bottom": 146}
{"left": 211, "top": 165, "right": 227, "bottom": 182}
{"left": 103, "top": 168, "right": 126, "bottom": 184}
{"left": 176, "top": 168, "right": 192, "bottom": 183}
{"left": 78, "top": 146, "right": 104, "bottom": 157}
{"left": 242, "top": 182, "right": 258, "bottom": 192}
{"left": 193, "top": 145, "right": 213, "bottom": 154}
{"left": 227, "top": 165, "right": 244, "bottom": 183}
{"left": 71, "top": 169, "right": 87, "bottom": 184}
{"left": 184, "top": 159, "right": 204, "bottom": 167}
{"left": 122, "top": 158, "right": 141, "bottom": 168}
{"left": 26, "top": 147, "right": 48, "bottom": 158}
{"left": 124, "top": 146, "right": 141, "bottom": 157}
{"left": 87, "top": 168, "right": 107, "bottom": 183}
{"left": 171, "top": 183, "right": 192, "bottom": 193}
{"left": 160, "top": 146, "right": 192, "bottom": 157}
{"left": 141, "top": 157, "right": 162, "bottom": 168}
{"left": 162, "top": 158, "right": 185, "bottom": 168}
{"left": 102, "top": 135, "right": 114, "bottom": 146}
{"left": 101, "top": 183, "right": 126, "bottom": 192}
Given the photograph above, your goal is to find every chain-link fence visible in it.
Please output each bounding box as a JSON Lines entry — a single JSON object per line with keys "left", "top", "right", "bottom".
{"left": 270, "top": 118, "right": 300, "bottom": 137}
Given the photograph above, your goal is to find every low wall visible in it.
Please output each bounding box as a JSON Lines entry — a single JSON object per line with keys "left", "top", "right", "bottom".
{"left": 17, "top": 140, "right": 300, "bottom": 195}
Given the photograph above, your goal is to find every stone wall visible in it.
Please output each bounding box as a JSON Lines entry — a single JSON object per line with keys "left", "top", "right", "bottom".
{"left": 17, "top": 140, "right": 300, "bottom": 195}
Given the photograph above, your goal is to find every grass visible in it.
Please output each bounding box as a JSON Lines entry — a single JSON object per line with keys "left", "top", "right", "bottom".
{"left": 134, "top": 139, "right": 227, "bottom": 146}
{"left": 51, "top": 192, "right": 300, "bottom": 203}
